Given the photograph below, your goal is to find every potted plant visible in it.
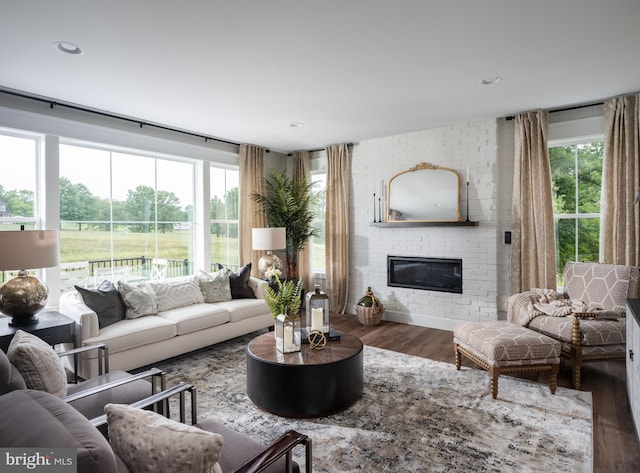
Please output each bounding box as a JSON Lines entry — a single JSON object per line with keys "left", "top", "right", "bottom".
{"left": 263, "top": 277, "right": 303, "bottom": 319}
{"left": 252, "top": 169, "right": 321, "bottom": 279}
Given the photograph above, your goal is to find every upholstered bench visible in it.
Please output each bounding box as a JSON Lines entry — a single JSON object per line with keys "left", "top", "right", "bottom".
{"left": 453, "top": 321, "right": 561, "bottom": 399}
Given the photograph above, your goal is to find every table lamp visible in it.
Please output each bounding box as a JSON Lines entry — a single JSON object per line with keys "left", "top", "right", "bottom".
{"left": 0, "top": 229, "right": 59, "bottom": 325}
{"left": 252, "top": 227, "right": 286, "bottom": 278}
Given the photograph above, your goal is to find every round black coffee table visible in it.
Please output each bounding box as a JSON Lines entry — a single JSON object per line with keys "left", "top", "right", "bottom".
{"left": 246, "top": 331, "right": 363, "bottom": 418}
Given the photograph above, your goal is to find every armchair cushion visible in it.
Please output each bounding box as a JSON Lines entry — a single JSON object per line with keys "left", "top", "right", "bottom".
{"left": 7, "top": 330, "right": 67, "bottom": 397}
{"left": 75, "top": 279, "right": 126, "bottom": 329}
{"left": 105, "top": 403, "right": 224, "bottom": 473}
{"left": 0, "top": 390, "right": 119, "bottom": 473}
{"left": 0, "top": 347, "right": 26, "bottom": 395}
{"left": 563, "top": 262, "right": 633, "bottom": 312}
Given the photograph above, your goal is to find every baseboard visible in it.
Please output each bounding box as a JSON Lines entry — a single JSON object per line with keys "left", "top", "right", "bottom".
{"left": 382, "top": 310, "right": 454, "bottom": 331}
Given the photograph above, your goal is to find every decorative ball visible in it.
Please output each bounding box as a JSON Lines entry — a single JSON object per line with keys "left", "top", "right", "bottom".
{"left": 308, "top": 330, "right": 327, "bottom": 350}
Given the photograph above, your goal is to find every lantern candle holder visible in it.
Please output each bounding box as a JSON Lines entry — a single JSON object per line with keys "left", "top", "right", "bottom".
{"left": 306, "top": 285, "right": 330, "bottom": 335}
{"left": 275, "top": 313, "right": 301, "bottom": 353}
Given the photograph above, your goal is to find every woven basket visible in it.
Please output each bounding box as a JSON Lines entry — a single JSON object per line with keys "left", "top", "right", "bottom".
{"left": 355, "top": 303, "right": 384, "bottom": 327}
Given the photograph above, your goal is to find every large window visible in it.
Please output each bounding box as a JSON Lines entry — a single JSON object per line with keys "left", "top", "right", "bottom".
{"left": 59, "top": 143, "right": 195, "bottom": 286}
{"left": 310, "top": 172, "right": 326, "bottom": 274}
{"left": 0, "top": 131, "right": 38, "bottom": 228}
{"left": 210, "top": 165, "right": 239, "bottom": 270}
{"left": 550, "top": 141, "right": 603, "bottom": 285}
{"left": 0, "top": 131, "right": 39, "bottom": 283}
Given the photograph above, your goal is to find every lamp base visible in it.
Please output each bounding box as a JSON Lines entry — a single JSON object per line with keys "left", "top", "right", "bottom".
{"left": 0, "top": 273, "right": 48, "bottom": 325}
{"left": 258, "top": 252, "right": 283, "bottom": 277}
{"left": 9, "top": 315, "right": 39, "bottom": 327}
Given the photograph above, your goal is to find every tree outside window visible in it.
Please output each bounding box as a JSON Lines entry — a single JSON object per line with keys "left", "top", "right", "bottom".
{"left": 550, "top": 141, "right": 603, "bottom": 286}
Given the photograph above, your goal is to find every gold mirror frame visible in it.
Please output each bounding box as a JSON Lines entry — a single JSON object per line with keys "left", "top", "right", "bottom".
{"left": 386, "top": 163, "right": 461, "bottom": 222}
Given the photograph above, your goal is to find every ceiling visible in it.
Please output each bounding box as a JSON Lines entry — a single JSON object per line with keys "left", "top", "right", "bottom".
{"left": 2, "top": 1, "right": 640, "bottom": 153}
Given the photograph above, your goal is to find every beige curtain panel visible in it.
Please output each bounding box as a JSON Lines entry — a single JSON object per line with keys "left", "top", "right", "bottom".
{"left": 292, "top": 151, "right": 314, "bottom": 292}
{"left": 325, "top": 144, "right": 351, "bottom": 314}
{"left": 239, "top": 144, "right": 267, "bottom": 277}
{"left": 510, "top": 110, "right": 557, "bottom": 293}
{"left": 600, "top": 93, "right": 640, "bottom": 266}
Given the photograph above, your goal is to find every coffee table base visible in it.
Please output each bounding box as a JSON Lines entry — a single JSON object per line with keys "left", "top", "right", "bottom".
{"left": 246, "top": 334, "right": 363, "bottom": 418}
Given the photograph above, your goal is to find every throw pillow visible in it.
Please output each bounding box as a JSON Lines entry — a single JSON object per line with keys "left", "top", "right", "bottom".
{"left": 7, "top": 330, "right": 67, "bottom": 397}
{"left": 195, "top": 269, "right": 232, "bottom": 303}
{"left": 118, "top": 281, "right": 159, "bottom": 319}
{"left": 75, "top": 280, "right": 126, "bottom": 329}
{"left": 216, "top": 263, "right": 256, "bottom": 299}
{"left": 150, "top": 276, "right": 205, "bottom": 312}
{"left": 105, "top": 403, "right": 224, "bottom": 473}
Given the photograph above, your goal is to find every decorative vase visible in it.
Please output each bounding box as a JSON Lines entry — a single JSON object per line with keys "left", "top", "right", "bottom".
{"left": 275, "top": 313, "right": 301, "bottom": 353}
{"left": 355, "top": 286, "right": 384, "bottom": 327}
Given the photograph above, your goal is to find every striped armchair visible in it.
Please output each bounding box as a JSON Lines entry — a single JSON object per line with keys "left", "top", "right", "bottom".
{"left": 507, "top": 261, "right": 640, "bottom": 389}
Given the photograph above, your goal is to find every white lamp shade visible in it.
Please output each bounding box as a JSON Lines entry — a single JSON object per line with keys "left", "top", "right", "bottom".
{"left": 252, "top": 227, "right": 286, "bottom": 251}
{"left": 0, "top": 230, "right": 60, "bottom": 271}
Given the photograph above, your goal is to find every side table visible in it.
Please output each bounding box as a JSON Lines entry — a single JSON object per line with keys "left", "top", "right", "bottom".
{"left": 0, "top": 311, "right": 76, "bottom": 352}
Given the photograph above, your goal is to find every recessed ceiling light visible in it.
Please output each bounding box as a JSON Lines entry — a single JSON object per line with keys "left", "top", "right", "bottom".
{"left": 289, "top": 122, "right": 304, "bottom": 128}
{"left": 480, "top": 76, "right": 502, "bottom": 86}
{"left": 54, "top": 41, "right": 83, "bottom": 55}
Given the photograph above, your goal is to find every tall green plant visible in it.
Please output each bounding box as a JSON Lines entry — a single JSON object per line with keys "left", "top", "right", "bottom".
{"left": 252, "top": 169, "right": 321, "bottom": 278}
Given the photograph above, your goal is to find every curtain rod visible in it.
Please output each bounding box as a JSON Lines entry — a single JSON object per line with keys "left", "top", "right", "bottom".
{"left": 287, "top": 143, "right": 354, "bottom": 156}
{"left": 505, "top": 101, "right": 604, "bottom": 121}
{"left": 0, "top": 88, "right": 270, "bottom": 152}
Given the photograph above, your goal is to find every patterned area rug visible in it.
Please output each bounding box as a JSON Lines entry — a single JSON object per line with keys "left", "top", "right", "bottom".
{"left": 154, "top": 331, "right": 592, "bottom": 473}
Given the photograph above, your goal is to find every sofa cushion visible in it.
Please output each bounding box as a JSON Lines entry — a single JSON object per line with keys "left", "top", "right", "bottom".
{"left": 150, "top": 276, "right": 205, "bottom": 312}
{"left": 106, "top": 403, "right": 224, "bottom": 473}
{"left": 7, "top": 330, "right": 67, "bottom": 397}
{"left": 75, "top": 280, "right": 126, "bottom": 329}
{"left": 157, "top": 304, "right": 230, "bottom": 335}
{"left": 196, "top": 269, "right": 232, "bottom": 303}
{"left": 0, "top": 348, "right": 27, "bottom": 395}
{"left": 119, "top": 281, "right": 159, "bottom": 318}
{"left": 215, "top": 298, "right": 271, "bottom": 323}
{"left": 217, "top": 263, "right": 256, "bottom": 299}
{"left": 83, "top": 316, "right": 176, "bottom": 355}
{"left": 0, "top": 390, "right": 120, "bottom": 473}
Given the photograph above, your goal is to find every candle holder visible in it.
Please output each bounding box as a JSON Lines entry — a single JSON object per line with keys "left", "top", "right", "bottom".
{"left": 306, "top": 285, "right": 330, "bottom": 335}
{"left": 275, "top": 313, "right": 301, "bottom": 353}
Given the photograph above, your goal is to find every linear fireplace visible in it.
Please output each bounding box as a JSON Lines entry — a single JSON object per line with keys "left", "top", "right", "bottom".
{"left": 387, "top": 256, "right": 462, "bottom": 294}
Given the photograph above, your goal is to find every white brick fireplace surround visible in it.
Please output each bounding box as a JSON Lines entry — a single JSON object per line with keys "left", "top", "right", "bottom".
{"left": 347, "top": 118, "right": 514, "bottom": 331}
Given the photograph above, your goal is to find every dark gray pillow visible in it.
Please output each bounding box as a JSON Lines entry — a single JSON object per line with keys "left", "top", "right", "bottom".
{"left": 216, "top": 263, "right": 256, "bottom": 299}
{"left": 0, "top": 390, "right": 120, "bottom": 473}
{"left": 75, "top": 280, "right": 126, "bottom": 329}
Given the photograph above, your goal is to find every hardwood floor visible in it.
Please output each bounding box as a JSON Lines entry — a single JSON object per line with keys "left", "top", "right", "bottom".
{"left": 331, "top": 313, "right": 640, "bottom": 473}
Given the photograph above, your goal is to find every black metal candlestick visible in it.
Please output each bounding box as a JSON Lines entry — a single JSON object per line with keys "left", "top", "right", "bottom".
{"left": 373, "top": 193, "right": 377, "bottom": 222}
{"left": 465, "top": 180, "right": 470, "bottom": 222}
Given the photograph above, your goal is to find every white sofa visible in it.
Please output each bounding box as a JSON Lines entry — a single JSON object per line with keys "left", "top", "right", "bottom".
{"left": 60, "top": 276, "right": 273, "bottom": 378}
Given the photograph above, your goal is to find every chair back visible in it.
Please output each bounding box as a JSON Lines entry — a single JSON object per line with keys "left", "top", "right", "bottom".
{"left": 563, "top": 261, "right": 640, "bottom": 313}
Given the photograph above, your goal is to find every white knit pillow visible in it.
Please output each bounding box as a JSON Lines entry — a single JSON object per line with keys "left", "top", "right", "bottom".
{"left": 105, "top": 403, "right": 223, "bottom": 473}
{"left": 7, "top": 330, "right": 67, "bottom": 397}
{"left": 150, "top": 276, "right": 205, "bottom": 312}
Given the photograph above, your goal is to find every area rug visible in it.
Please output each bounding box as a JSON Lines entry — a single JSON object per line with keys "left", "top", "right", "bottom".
{"left": 154, "top": 331, "right": 593, "bottom": 473}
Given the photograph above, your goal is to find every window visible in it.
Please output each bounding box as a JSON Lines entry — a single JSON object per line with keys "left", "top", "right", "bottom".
{"left": 310, "top": 172, "right": 326, "bottom": 274}
{"left": 59, "top": 143, "right": 195, "bottom": 285}
{"left": 0, "top": 131, "right": 38, "bottom": 228}
{"left": 210, "top": 165, "right": 239, "bottom": 270}
{"left": 549, "top": 141, "right": 603, "bottom": 285}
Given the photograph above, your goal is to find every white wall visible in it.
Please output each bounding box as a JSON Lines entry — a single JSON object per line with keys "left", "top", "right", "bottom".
{"left": 348, "top": 118, "right": 514, "bottom": 330}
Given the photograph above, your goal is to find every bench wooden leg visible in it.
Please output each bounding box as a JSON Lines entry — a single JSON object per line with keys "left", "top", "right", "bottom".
{"left": 454, "top": 344, "right": 461, "bottom": 370}
{"left": 550, "top": 363, "right": 559, "bottom": 395}
{"left": 489, "top": 367, "right": 499, "bottom": 399}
